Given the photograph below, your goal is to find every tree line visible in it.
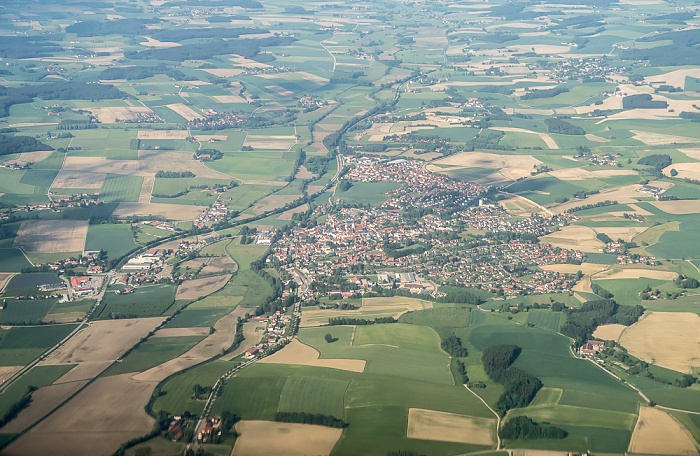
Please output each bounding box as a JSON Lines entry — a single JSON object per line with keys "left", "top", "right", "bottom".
{"left": 482, "top": 344, "right": 543, "bottom": 416}
{"left": 328, "top": 316, "right": 396, "bottom": 326}
{"left": 441, "top": 333, "right": 468, "bottom": 357}
{"left": 274, "top": 412, "right": 348, "bottom": 428}
{"left": 500, "top": 416, "right": 567, "bottom": 440}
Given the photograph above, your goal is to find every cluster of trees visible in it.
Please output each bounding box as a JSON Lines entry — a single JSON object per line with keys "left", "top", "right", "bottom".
{"left": 675, "top": 275, "right": 699, "bottom": 289}
{"left": 545, "top": 117, "right": 585, "bottom": 135}
{"left": 99, "top": 65, "right": 187, "bottom": 81}
{"left": 57, "top": 120, "right": 96, "bottom": 130}
{"left": 441, "top": 333, "right": 468, "bottom": 357}
{"left": 324, "top": 333, "right": 338, "bottom": 343}
{"left": 274, "top": 412, "right": 348, "bottom": 428}
{"left": 66, "top": 18, "right": 157, "bottom": 36}
{"left": 590, "top": 283, "right": 614, "bottom": 299}
{"left": 435, "top": 289, "right": 482, "bottom": 305}
{"left": 499, "top": 416, "right": 568, "bottom": 440}
{"left": 328, "top": 316, "right": 396, "bottom": 326}
{"left": 521, "top": 87, "right": 569, "bottom": 100}
{"left": 155, "top": 171, "right": 196, "bottom": 178}
{"left": 638, "top": 154, "right": 672, "bottom": 170}
{"left": 239, "top": 226, "right": 258, "bottom": 245}
{"left": 0, "top": 134, "right": 53, "bottom": 156}
{"left": 566, "top": 199, "right": 618, "bottom": 213}
{"left": 125, "top": 36, "right": 294, "bottom": 62}
{"left": 384, "top": 242, "right": 428, "bottom": 259}
{"left": 560, "top": 299, "right": 644, "bottom": 344}
{"left": 623, "top": 94, "right": 668, "bottom": 109}
{"left": 0, "top": 386, "right": 36, "bottom": 427}
{"left": 680, "top": 111, "right": 700, "bottom": 122}
{"left": 195, "top": 148, "right": 223, "bottom": 161}
{"left": 482, "top": 345, "right": 542, "bottom": 416}
{"left": 454, "top": 359, "right": 469, "bottom": 384}
{"left": 482, "top": 344, "right": 521, "bottom": 381}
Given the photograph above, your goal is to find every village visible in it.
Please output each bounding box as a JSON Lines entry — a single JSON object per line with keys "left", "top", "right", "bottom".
{"left": 272, "top": 156, "right": 586, "bottom": 300}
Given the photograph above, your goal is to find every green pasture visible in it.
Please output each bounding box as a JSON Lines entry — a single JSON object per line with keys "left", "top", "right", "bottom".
{"left": 85, "top": 223, "right": 138, "bottom": 259}
{"left": 103, "top": 335, "right": 205, "bottom": 376}
{"left": 335, "top": 181, "right": 401, "bottom": 206}
{"left": 96, "top": 284, "right": 177, "bottom": 319}
{"left": 99, "top": 174, "right": 143, "bottom": 202}
{"left": 0, "top": 324, "right": 78, "bottom": 366}
{"left": 0, "top": 298, "right": 59, "bottom": 325}
{"left": 353, "top": 323, "right": 443, "bottom": 354}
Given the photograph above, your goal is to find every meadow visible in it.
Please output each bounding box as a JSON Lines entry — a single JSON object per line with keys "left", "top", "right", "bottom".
{"left": 84, "top": 223, "right": 138, "bottom": 259}
{"left": 96, "top": 284, "right": 177, "bottom": 319}
{"left": 0, "top": 325, "right": 78, "bottom": 367}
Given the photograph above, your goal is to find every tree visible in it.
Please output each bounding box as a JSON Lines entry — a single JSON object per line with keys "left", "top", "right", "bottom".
{"left": 324, "top": 333, "right": 338, "bottom": 343}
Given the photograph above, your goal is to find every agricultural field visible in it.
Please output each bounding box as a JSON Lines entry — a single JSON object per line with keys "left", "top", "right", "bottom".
{"left": 1, "top": 0, "right": 700, "bottom": 454}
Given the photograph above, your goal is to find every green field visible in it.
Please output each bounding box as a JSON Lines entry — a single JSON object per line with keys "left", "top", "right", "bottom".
{"left": 525, "top": 309, "right": 565, "bottom": 331}
{"left": 99, "top": 174, "right": 143, "bottom": 202}
{"left": 96, "top": 284, "right": 177, "bottom": 319}
{"left": 0, "top": 298, "right": 59, "bottom": 324}
{"left": 85, "top": 223, "right": 138, "bottom": 259}
{"left": 103, "top": 335, "right": 205, "bottom": 376}
{"left": 0, "top": 324, "right": 78, "bottom": 366}
{"left": 335, "top": 181, "right": 401, "bottom": 207}
{"left": 0, "top": 249, "right": 32, "bottom": 272}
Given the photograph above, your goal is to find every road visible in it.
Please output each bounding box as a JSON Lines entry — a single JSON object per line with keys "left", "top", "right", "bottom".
{"left": 463, "top": 384, "right": 501, "bottom": 450}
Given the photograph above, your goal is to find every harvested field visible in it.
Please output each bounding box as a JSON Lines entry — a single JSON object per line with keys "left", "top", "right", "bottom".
{"left": 541, "top": 263, "right": 607, "bottom": 275}
{"left": 663, "top": 162, "right": 700, "bottom": 181}
{"left": 63, "top": 156, "right": 140, "bottom": 175}
{"left": 138, "top": 175, "right": 154, "bottom": 203}
{"left": 595, "top": 268, "right": 677, "bottom": 281}
{"left": 593, "top": 226, "right": 649, "bottom": 243}
{"left": 295, "top": 166, "right": 316, "bottom": 179}
{"left": 8, "top": 374, "right": 157, "bottom": 456}
{"left": 593, "top": 324, "right": 627, "bottom": 342}
{"left": 136, "top": 130, "right": 189, "bottom": 140}
{"left": 651, "top": 200, "right": 700, "bottom": 215}
{"left": 585, "top": 134, "right": 610, "bottom": 143}
{"left": 407, "top": 408, "right": 496, "bottom": 446}
{"left": 165, "top": 104, "right": 202, "bottom": 121}
{"left": 628, "top": 406, "right": 700, "bottom": 455}
{"left": 88, "top": 106, "right": 153, "bottom": 124}
{"left": 221, "top": 320, "right": 263, "bottom": 360}
{"left": 53, "top": 362, "right": 114, "bottom": 384}
{"left": 277, "top": 203, "right": 309, "bottom": 221}
{"left": 0, "top": 272, "right": 16, "bottom": 293}
{"left": 0, "top": 380, "right": 89, "bottom": 433}
{"left": 212, "top": 95, "right": 247, "bottom": 103}
{"left": 14, "top": 220, "right": 88, "bottom": 253}
{"left": 551, "top": 184, "right": 651, "bottom": 214}
{"left": 52, "top": 171, "right": 106, "bottom": 189}
{"left": 193, "top": 134, "right": 227, "bottom": 142}
{"left": 113, "top": 203, "right": 203, "bottom": 220}
{"left": 540, "top": 225, "right": 604, "bottom": 252}
{"left": 631, "top": 130, "right": 698, "bottom": 146}
{"left": 232, "top": 420, "right": 342, "bottom": 456}
{"left": 199, "top": 256, "right": 237, "bottom": 275}
{"left": 243, "top": 135, "right": 296, "bottom": 150}
{"left": 0, "top": 365, "right": 22, "bottom": 385}
{"left": 620, "top": 312, "right": 700, "bottom": 373}
{"left": 175, "top": 274, "right": 231, "bottom": 301}
{"left": 138, "top": 149, "right": 232, "bottom": 179}
{"left": 500, "top": 194, "right": 553, "bottom": 217}
{"left": 139, "top": 37, "right": 180, "bottom": 48}
{"left": 14, "top": 151, "right": 54, "bottom": 164}
{"left": 253, "top": 194, "right": 302, "bottom": 213}
{"left": 259, "top": 339, "right": 366, "bottom": 373}
{"left": 491, "top": 126, "right": 558, "bottom": 149}
{"left": 301, "top": 297, "right": 432, "bottom": 327}
{"left": 646, "top": 68, "right": 700, "bottom": 90}
{"left": 131, "top": 306, "right": 248, "bottom": 382}
{"left": 41, "top": 318, "right": 164, "bottom": 366}
{"left": 573, "top": 276, "right": 593, "bottom": 293}
{"left": 152, "top": 327, "right": 211, "bottom": 338}
{"left": 677, "top": 147, "right": 700, "bottom": 161}
{"left": 427, "top": 152, "right": 541, "bottom": 182}
{"left": 201, "top": 68, "right": 244, "bottom": 77}
{"left": 548, "top": 167, "right": 638, "bottom": 180}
